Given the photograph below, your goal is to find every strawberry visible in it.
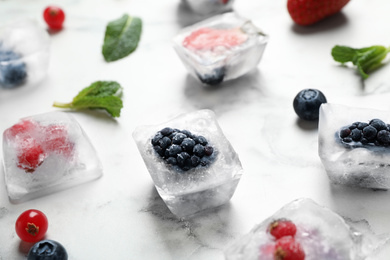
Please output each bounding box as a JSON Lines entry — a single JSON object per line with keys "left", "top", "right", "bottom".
{"left": 287, "top": 0, "right": 350, "bottom": 26}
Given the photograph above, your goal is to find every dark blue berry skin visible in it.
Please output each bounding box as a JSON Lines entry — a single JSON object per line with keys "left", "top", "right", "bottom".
{"left": 181, "top": 138, "right": 195, "bottom": 153}
{"left": 0, "top": 49, "right": 27, "bottom": 88}
{"left": 363, "top": 126, "right": 377, "bottom": 141}
{"left": 193, "top": 144, "right": 205, "bottom": 157}
{"left": 158, "top": 137, "right": 171, "bottom": 149}
{"left": 161, "top": 127, "right": 173, "bottom": 136}
{"left": 340, "top": 127, "right": 351, "bottom": 138}
{"left": 27, "top": 240, "right": 68, "bottom": 260}
{"left": 197, "top": 67, "right": 226, "bottom": 86}
{"left": 350, "top": 128, "right": 362, "bottom": 141}
{"left": 370, "top": 119, "right": 387, "bottom": 131}
{"left": 357, "top": 122, "right": 369, "bottom": 130}
{"left": 293, "top": 89, "right": 327, "bottom": 121}
{"left": 377, "top": 130, "right": 390, "bottom": 145}
{"left": 194, "top": 136, "right": 208, "bottom": 145}
{"left": 180, "top": 130, "right": 193, "bottom": 138}
{"left": 204, "top": 146, "right": 214, "bottom": 156}
{"left": 151, "top": 132, "right": 163, "bottom": 146}
{"left": 191, "top": 155, "right": 200, "bottom": 167}
{"left": 166, "top": 157, "right": 177, "bottom": 165}
{"left": 167, "top": 144, "right": 182, "bottom": 157}
{"left": 172, "top": 133, "right": 187, "bottom": 144}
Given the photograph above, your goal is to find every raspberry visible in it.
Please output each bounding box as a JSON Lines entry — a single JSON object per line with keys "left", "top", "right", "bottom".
{"left": 274, "top": 236, "right": 305, "bottom": 260}
{"left": 17, "top": 138, "right": 47, "bottom": 172}
{"left": 6, "top": 120, "right": 37, "bottom": 138}
{"left": 268, "top": 219, "right": 297, "bottom": 239}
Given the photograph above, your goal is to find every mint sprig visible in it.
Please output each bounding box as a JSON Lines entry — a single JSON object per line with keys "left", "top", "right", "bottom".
{"left": 332, "top": 45, "right": 390, "bottom": 79}
{"left": 53, "top": 81, "right": 123, "bottom": 117}
{"left": 102, "top": 14, "right": 142, "bottom": 62}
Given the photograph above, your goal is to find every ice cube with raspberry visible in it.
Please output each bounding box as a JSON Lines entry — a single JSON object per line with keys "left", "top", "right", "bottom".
{"left": 225, "top": 198, "right": 376, "bottom": 260}
{"left": 133, "top": 109, "right": 243, "bottom": 218}
{"left": 181, "top": 0, "right": 235, "bottom": 16}
{"left": 173, "top": 12, "right": 268, "bottom": 85}
{"left": 2, "top": 112, "right": 102, "bottom": 203}
{"left": 319, "top": 103, "right": 390, "bottom": 189}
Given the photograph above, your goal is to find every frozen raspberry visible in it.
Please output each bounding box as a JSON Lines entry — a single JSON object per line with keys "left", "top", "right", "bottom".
{"left": 274, "top": 236, "right": 305, "bottom": 260}
{"left": 17, "top": 138, "right": 47, "bottom": 172}
{"left": 268, "top": 219, "right": 297, "bottom": 239}
{"left": 6, "top": 120, "right": 37, "bottom": 138}
{"left": 44, "top": 125, "right": 74, "bottom": 157}
{"left": 183, "top": 27, "right": 248, "bottom": 50}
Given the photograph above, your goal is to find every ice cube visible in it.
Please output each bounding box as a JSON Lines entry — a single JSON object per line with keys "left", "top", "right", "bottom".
{"left": 225, "top": 198, "right": 374, "bottom": 260}
{"left": 182, "top": 0, "right": 234, "bottom": 16}
{"left": 2, "top": 112, "right": 102, "bottom": 203}
{"left": 0, "top": 19, "right": 50, "bottom": 88}
{"left": 133, "top": 109, "right": 243, "bottom": 218}
{"left": 173, "top": 12, "right": 268, "bottom": 85}
{"left": 318, "top": 103, "right": 390, "bottom": 189}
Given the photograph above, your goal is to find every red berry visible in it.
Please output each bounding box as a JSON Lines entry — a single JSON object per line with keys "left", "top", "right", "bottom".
{"left": 15, "top": 209, "right": 48, "bottom": 243}
{"left": 287, "top": 0, "right": 350, "bottom": 26}
{"left": 44, "top": 124, "right": 74, "bottom": 157}
{"left": 274, "top": 236, "right": 305, "bottom": 260}
{"left": 268, "top": 219, "right": 297, "bottom": 239}
{"left": 6, "top": 120, "right": 37, "bottom": 138}
{"left": 43, "top": 6, "right": 65, "bottom": 30}
{"left": 17, "top": 138, "right": 47, "bottom": 172}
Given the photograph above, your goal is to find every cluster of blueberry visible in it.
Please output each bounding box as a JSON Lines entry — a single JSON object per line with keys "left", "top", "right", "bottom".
{"left": 339, "top": 119, "right": 390, "bottom": 147}
{"left": 151, "top": 127, "right": 214, "bottom": 171}
{"left": 0, "top": 44, "right": 27, "bottom": 88}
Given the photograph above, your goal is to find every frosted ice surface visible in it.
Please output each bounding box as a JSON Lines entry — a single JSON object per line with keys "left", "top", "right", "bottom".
{"left": 2, "top": 112, "right": 102, "bottom": 203}
{"left": 225, "top": 198, "right": 375, "bottom": 260}
{"left": 182, "top": 0, "right": 234, "bottom": 16}
{"left": 173, "top": 12, "right": 268, "bottom": 85}
{"left": 133, "top": 109, "right": 243, "bottom": 218}
{"left": 0, "top": 19, "right": 50, "bottom": 88}
{"left": 319, "top": 103, "right": 390, "bottom": 189}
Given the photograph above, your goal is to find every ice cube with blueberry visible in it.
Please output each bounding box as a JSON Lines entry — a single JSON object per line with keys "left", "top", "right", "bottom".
{"left": 173, "top": 12, "right": 268, "bottom": 85}
{"left": 319, "top": 103, "right": 390, "bottom": 189}
{"left": 0, "top": 19, "right": 50, "bottom": 88}
{"left": 181, "top": 0, "right": 235, "bottom": 16}
{"left": 225, "top": 198, "right": 375, "bottom": 260}
{"left": 133, "top": 109, "right": 243, "bottom": 218}
{"left": 2, "top": 112, "right": 102, "bottom": 203}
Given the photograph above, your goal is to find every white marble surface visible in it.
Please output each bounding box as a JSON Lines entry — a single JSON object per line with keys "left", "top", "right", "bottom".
{"left": 2, "top": 0, "right": 390, "bottom": 259}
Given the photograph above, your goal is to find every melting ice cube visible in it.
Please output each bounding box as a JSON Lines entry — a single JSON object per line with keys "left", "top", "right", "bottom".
{"left": 225, "top": 198, "right": 375, "bottom": 260}
{"left": 133, "top": 109, "right": 243, "bottom": 218}
{"left": 2, "top": 112, "right": 102, "bottom": 203}
{"left": 173, "top": 12, "right": 268, "bottom": 85}
{"left": 319, "top": 103, "right": 390, "bottom": 189}
{"left": 0, "top": 19, "right": 50, "bottom": 88}
{"left": 182, "top": 0, "right": 235, "bottom": 16}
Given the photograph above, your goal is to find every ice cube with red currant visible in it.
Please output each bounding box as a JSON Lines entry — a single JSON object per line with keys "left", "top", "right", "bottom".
{"left": 173, "top": 12, "right": 268, "bottom": 85}
{"left": 133, "top": 109, "right": 243, "bottom": 218}
{"left": 225, "top": 198, "right": 376, "bottom": 260}
{"left": 181, "top": 0, "right": 235, "bottom": 16}
{"left": 2, "top": 112, "right": 102, "bottom": 203}
{"left": 0, "top": 19, "right": 50, "bottom": 88}
{"left": 319, "top": 103, "right": 390, "bottom": 189}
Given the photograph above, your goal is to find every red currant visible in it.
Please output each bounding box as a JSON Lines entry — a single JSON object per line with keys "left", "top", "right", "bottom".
{"left": 274, "top": 236, "right": 305, "bottom": 260}
{"left": 268, "top": 219, "right": 297, "bottom": 239}
{"left": 43, "top": 6, "right": 65, "bottom": 30}
{"left": 15, "top": 209, "right": 48, "bottom": 243}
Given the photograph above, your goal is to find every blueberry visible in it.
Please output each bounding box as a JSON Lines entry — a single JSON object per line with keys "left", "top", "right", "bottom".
{"left": 197, "top": 67, "right": 226, "bottom": 85}
{"left": 180, "top": 130, "right": 193, "bottom": 138}
{"left": 27, "top": 239, "right": 68, "bottom": 260}
{"left": 167, "top": 144, "right": 182, "bottom": 157}
{"left": 343, "top": 137, "right": 352, "bottom": 143}
{"left": 369, "top": 119, "right": 387, "bottom": 131}
{"left": 350, "top": 128, "right": 362, "bottom": 141}
{"left": 177, "top": 152, "right": 190, "bottom": 166}
{"left": 191, "top": 155, "right": 200, "bottom": 167}
{"left": 161, "top": 127, "right": 173, "bottom": 136}
{"left": 293, "top": 89, "right": 327, "bottom": 121}
{"left": 194, "top": 136, "right": 208, "bottom": 145}
{"left": 204, "top": 146, "right": 214, "bottom": 156}
{"left": 377, "top": 130, "right": 390, "bottom": 145}
{"left": 363, "top": 125, "right": 377, "bottom": 141}
{"left": 0, "top": 62, "right": 27, "bottom": 87}
{"left": 166, "top": 157, "right": 177, "bottom": 165}
{"left": 158, "top": 136, "right": 171, "bottom": 149}
{"left": 339, "top": 127, "right": 351, "bottom": 138}
{"left": 357, "top": 122, "right": 369, "bottom": 130}
{"left": 151, "top": 132, "right": 163, "bottom": 146}
{"left": 172, "top": 133, "right": 186, "bottom": 145}
{"left": 193, "top": 144, "right": 205, "bottom": 157}
{"left": 181, "top": 138, "right": 195, "bottom": 153}
{"left": 153, "top": 145, "right": 164, "bottom": 157}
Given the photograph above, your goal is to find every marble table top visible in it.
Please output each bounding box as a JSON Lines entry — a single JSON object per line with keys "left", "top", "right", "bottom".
{"left": 1, "top": 0, "right": 390, "bottom": 259}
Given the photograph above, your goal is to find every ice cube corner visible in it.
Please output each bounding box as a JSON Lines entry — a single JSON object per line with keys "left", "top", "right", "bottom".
{"left": 173, "top": 12, "right": 268, "bottom": 85}
{"left": 2, "top": 111, "right": 102, "bottom": 203}
{"left": 133, "top": 109, "right": 243, "bottom": 218}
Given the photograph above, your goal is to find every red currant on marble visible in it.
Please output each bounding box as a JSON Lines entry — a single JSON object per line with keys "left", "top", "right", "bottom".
{"left": 268, "top": 219, "right": 297, "bottom": 239}
{"left": 274, "top": 236, "right": 305, "bottom": 260}
{"left": 43, "top": 6, "right": 65, "bottom": 30}
{"left": 15, "top": 209, "right": 48, "bottom": 243}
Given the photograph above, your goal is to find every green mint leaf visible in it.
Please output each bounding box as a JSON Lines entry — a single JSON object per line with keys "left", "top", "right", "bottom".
{"left": 102, "top": 14, "right": 142, "bottom": 62}
{"left": 332, "top": 45, "right": 390, "bottom": 79}
{"left": 53, "top": 81, "right": 123, "bottom": 117}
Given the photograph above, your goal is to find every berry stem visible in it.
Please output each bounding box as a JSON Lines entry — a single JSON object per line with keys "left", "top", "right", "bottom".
{"left": 52, "top": 101, "right": 72, "bottom": 108}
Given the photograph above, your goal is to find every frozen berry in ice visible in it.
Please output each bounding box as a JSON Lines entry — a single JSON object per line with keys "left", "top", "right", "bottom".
{"left": 43, "top": 6, "right": 65, "bottom": 30}
{"left": 44, "top": 125, "right": 74, "bottom": 157}
{"left": 268, "top": 219, "right": 297, "bottom": 239}
{"left": 363, "top": 125, "right": 377, "bottom": 141}
{"left": 15, "top": 209, "right": 48, "bottom": 243}
{"left": 197, "top": 67, "right": 226, "bottom": 86}
{"left": 274, "top": 236, "right": 305, "bottom": 260}
{"left": 17, "top": 138, "right": 47, "bottom": 172}
{"left": 377, "top": 130, "right": 390, "bottom": 145}
{"left": 369, "top": 119, "right": 387, "bottom": 131}
{"left": 293, "top": 89, "right": 327, "bottom": 121}
{"left": 27, "top": 239, "right": 68, "bottom": 260}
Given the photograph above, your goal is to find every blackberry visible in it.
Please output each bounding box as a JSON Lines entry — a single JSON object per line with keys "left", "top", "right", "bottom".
{"left": 151, "top": 128, "right": 215, "bottom": 171}
{"left": 293, "top": 89, "right": 327, "bottom": 121}
{"left": 197, "top": 67, "right": 226, "bottom": 86}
